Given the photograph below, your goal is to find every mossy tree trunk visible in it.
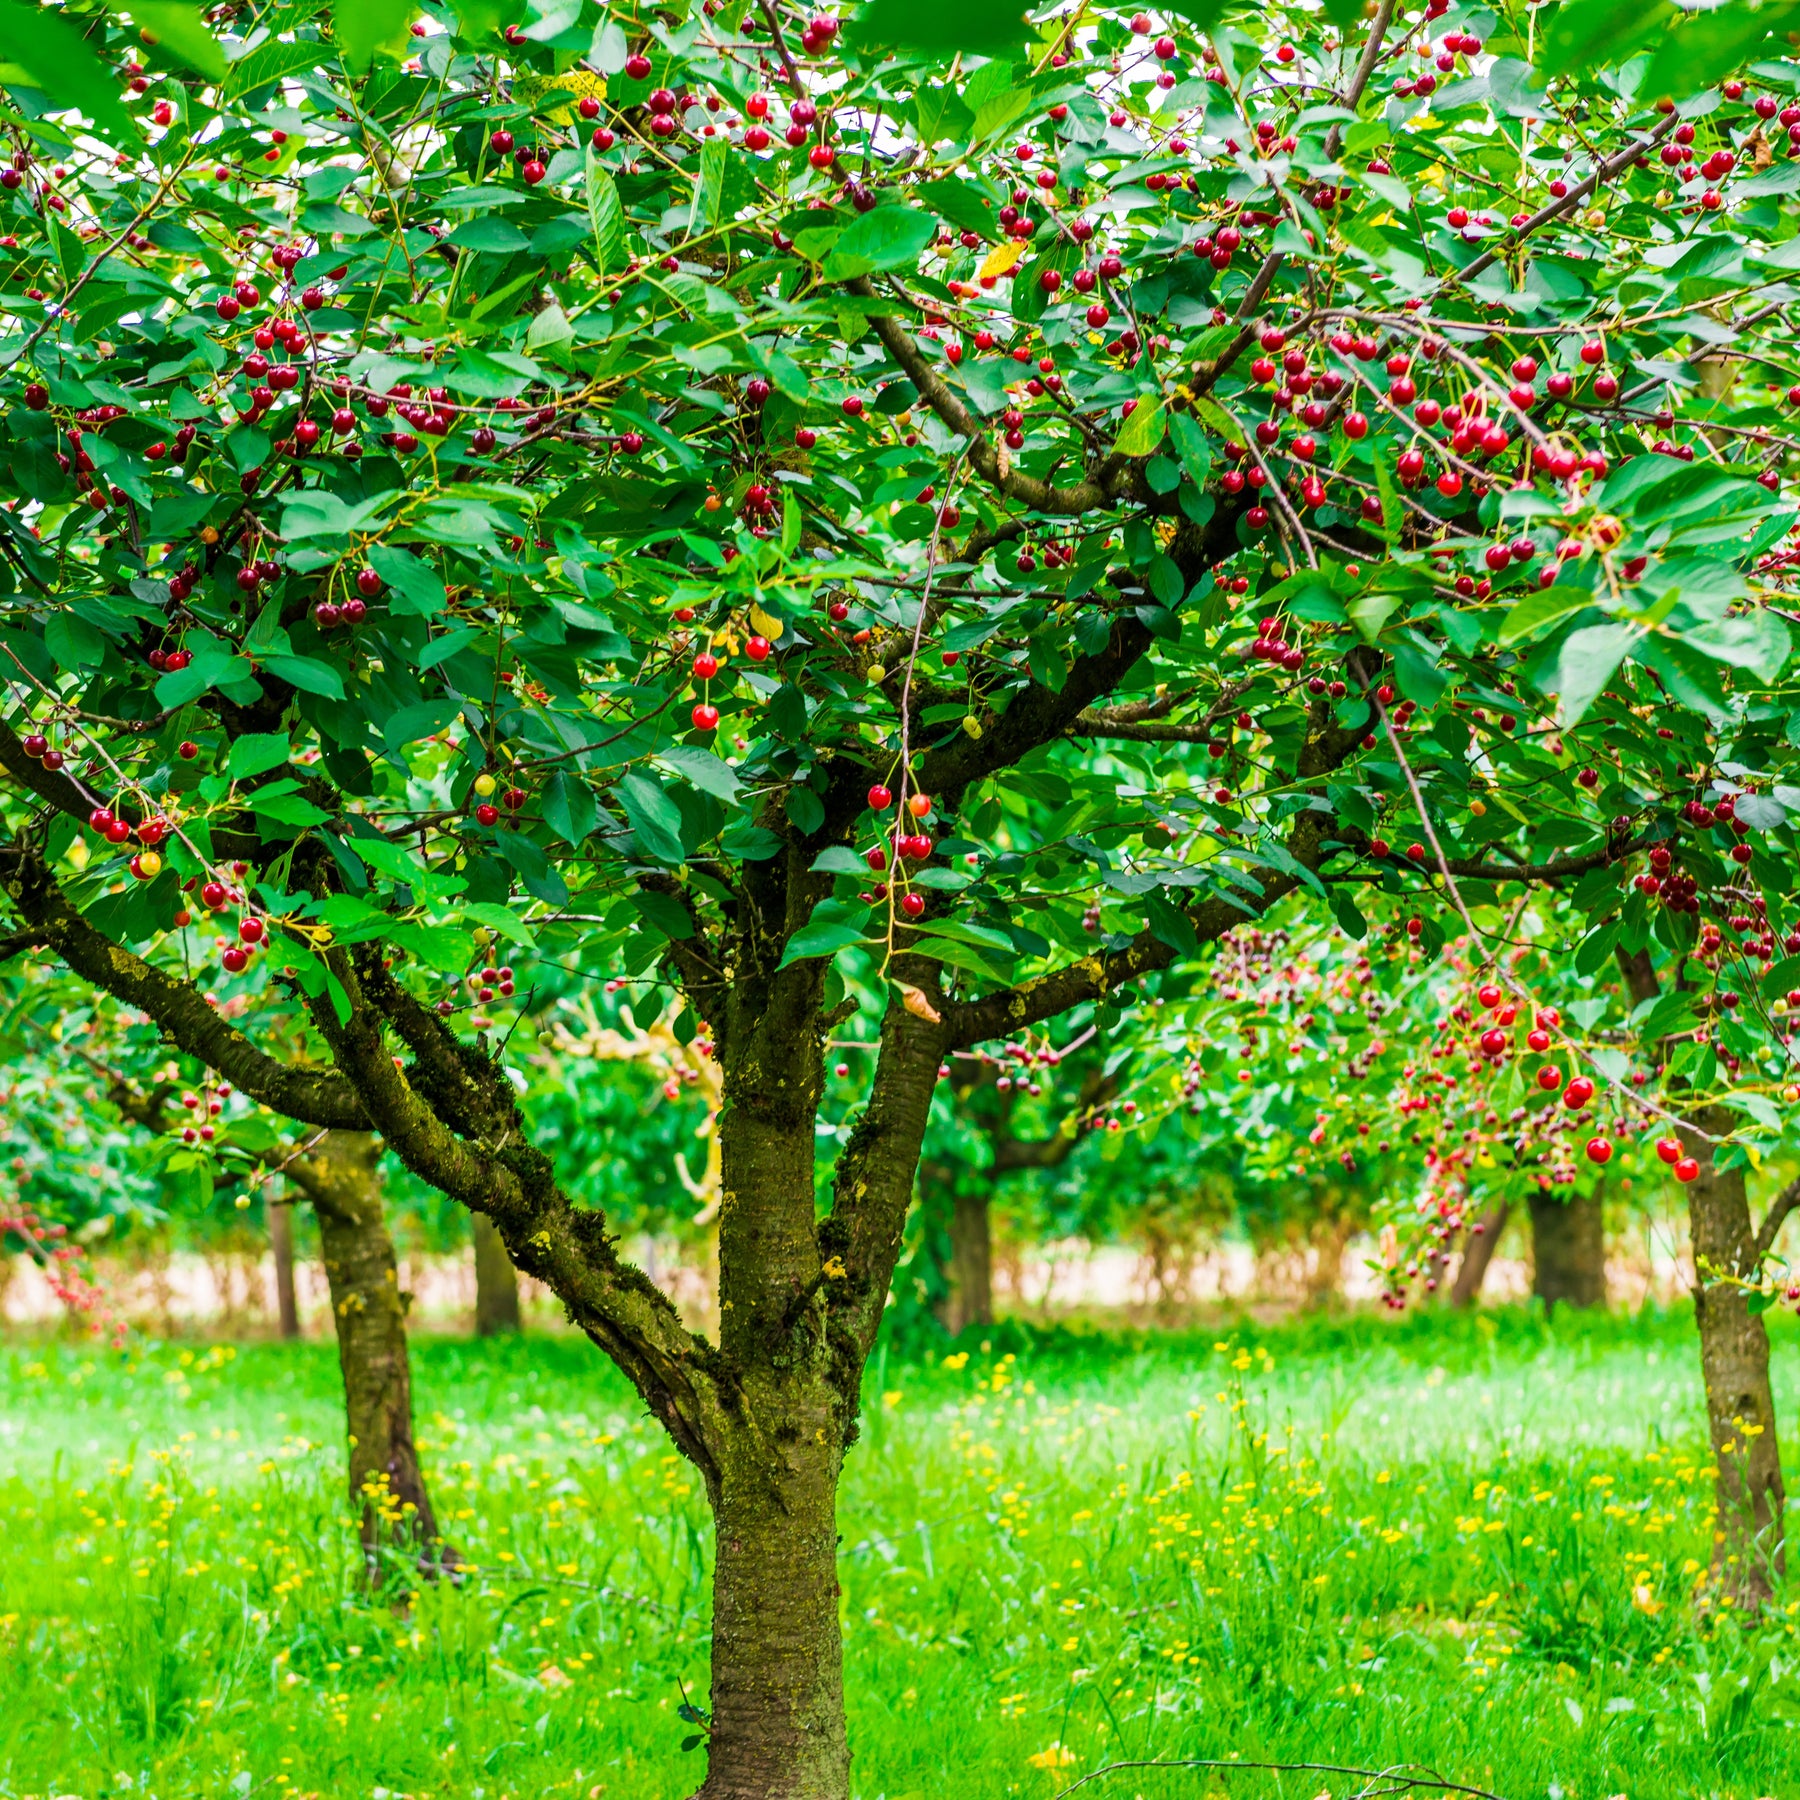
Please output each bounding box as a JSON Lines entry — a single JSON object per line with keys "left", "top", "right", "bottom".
{"left": 287, "top": 1132, "right": 441, "bottom": 1577}
{"left": 472, "top": 1209, "right": 521, "bottom": 1336}
{"left": 1682, "top": 1106, "right": 1785, "bottom": 1605}
{"left": 1617, "top": 950, "right": 1784, "bottom": 1605}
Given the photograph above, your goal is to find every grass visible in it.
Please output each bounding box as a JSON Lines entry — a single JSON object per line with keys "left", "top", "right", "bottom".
{"left": 1, "top": 1306, "right": 1798, "bottom": 1800}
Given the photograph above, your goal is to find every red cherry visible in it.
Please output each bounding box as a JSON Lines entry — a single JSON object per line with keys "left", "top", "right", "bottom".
{"left": 746, "top": 635, "right": 771, "bottom": 662}
{"left": 474, "top": 803, "right": 500, "bottom": 826}
{"left": 222, "top": 946, "right": 249, "bottom": 973}
{"left": 1535, "top": 1066, "right": 1563, "bottom": 1092}
{"left": 1562, "top": 1076, "right": 1594, "bottom": 1109}
{"left": 1585, "top": 1137, "right": 1613, "bottom": 1165}
{"left": 868, "top": 785, "right": 892, "bottom": 811}
{"left": 355, "top": 566, "right": 383, "bottom": 597}
{"left": 691, "top": 703, "right": 720, "bottom": 732}
{"left": 900, "top": 892, "right": 925, "bottom": 917}
{"left": 1674, "top": 1156, "right": 1700, "bottom": 1183}
{"left": 693, "top": 652, "right": 719, "bottom": 679}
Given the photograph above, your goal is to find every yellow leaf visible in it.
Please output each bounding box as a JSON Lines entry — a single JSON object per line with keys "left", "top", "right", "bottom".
{"left": 749, "top": 601, "right": 782, "bottom": 639}
{"left": 514, "top": 69, "right": 607, "bottom": 125}
{"left": 977, "top": 238, "right": 1025, "bottom": 280}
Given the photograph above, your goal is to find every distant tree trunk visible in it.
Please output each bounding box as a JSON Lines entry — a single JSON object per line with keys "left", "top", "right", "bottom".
{"left": 267, "top": 1199, "right": 300, "bottom": 1339}
{"left": 289, "top": 1132, "right": 441, "bottom": 1577}
{"left": 1529, "top": 1188, "right": 1606, "bottom": 1311}
{"left": 1450, "top": 1202, "right": 1509, "bottom": 1307}
{"left": 939, "top": 1188, "right": 992, "bottom": 1335}
{"left": 472, "top": 1210, "right": 521, "bottom": 1335}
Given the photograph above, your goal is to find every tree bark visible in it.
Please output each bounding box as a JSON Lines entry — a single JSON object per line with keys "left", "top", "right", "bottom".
{"left": 1615, "top": 948, "right": 1785, "bottom": 1605}
{"left": 701, "top": 1407, "right": 847, "bottom": 1799}
{"left": 1528, "top": 1187, "right": 1606, "bottom": 1311}
{"left": 701, "top": 1076, "right": 851, "bottom": 1798}
{"left": 941, "top": 1188, "right": 993, "bottom": 1335}
{"left": 1450, "top": 1202, "right": 1509, "bottom": 1307}
{"left": 1684, "top": 1106, "right": 1786, "bottom": 1606}
{"left": 291, "top": 1132, "right": 442, "bottom": 1576}
{"left": 268, "top": 1198, "right": 300, "bottom": 1339}
{"left": 472, "top": 1209, "right": 521, "bottom": 1336}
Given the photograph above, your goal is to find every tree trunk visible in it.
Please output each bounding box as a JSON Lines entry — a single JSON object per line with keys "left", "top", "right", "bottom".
{"left": 702, "top": 1416, "right": 847, "bottom": 1798}
{"left": 702, "top": 1090, "right": 851, "bottom": 1799}
{"left": 1684, "top": 1107, "right": 1785, "bottom": 1606}
{"left": 267, "top": 1199, "right": 300, "bottom": 1339}
{"left": 472, "top": 1209, "right": 521, "bottom": 1336}
{"left": 941, "top": 1188, "right": 993, "bottom": 1335}
{"left": 1528, "top": 1187, "right": 1606, "bottom": 1311}
{"left": 1450, "top": 1202, "right": 1509, "bottom": 1307}
{"left": 1614, "top": 949, "right": 1785, "bottom": 1605}
{"left": 295, "top": 1133, "right": 441, "bottom": 1575}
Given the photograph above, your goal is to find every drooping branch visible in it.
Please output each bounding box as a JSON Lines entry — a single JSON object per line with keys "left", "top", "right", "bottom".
{"left": 306, "top": 942, "right": 733, "bottom": 1486}
{"left": 1, "top": 840, "right": 369, "bottom": 1128}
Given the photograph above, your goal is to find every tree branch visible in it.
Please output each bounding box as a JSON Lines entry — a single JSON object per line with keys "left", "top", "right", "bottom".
{"left": 853, "top": 277, "right": 1152, "bottom": 516}
{"left": 1752, "top": 1175, "right": 1800, "bottom": 1265}
{"left": 2, "top": 840, "right": 369, "bottom": 1128}
{"left": 307, "top": 942, "right": 734, "bottom": 1488}
{"left": 0, "top": 717, "right": 260, "bottom": 862}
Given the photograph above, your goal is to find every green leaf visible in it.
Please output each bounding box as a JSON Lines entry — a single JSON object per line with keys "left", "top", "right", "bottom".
{"left": 447, "top": 217, "right": 533, "bottom": 255}
{"left": 1168, "top": 412, "right": 1211, "bottom": 489}
{"left": 658, "top": 744, "right": 741, "bottom": 804}
{"left": 821, "top": 207, "right": 937, "bottom": 280}
{"left": 45, "top": 611, "right": 105, "bottom": 672}
{"left": 491, "top": 829, "right": 569, "bottom": 905}
{"left": 617, "top": 770, "right": 686, "bottom": 864}
{"left": 586, "top": 147, "right": 624, "bottom": 270}
{"left": 1345, "top": 590, "right": 1399, "bottom": 645}
{"left": 631, "top": 889, "right": 696, "bottom": 941}
{"left": 262, "top": 653, "right": 346, "bottom": 700}
{"left": 335, "top": 0, "right": 416, "bottom": 73}
{"left": 384, "top": 700, "right": 459, "bottom": 748}
{"left": 248, "top": 789, "right": 333, "bottom": 828}
{"left": 1499, "top": 583, "right": 1592, "bottom": 645}
{"left": 1682, "top": 609, "right": 1790, "bottom": 682}
{"left": 778, "top": 917, "right": 874, "bottom": 966}
{"left": 369, "top": 545, "right": 448, "bottom": 618}
{"left": 1551, "top": 623, "right": 1641, "bottom": 727}
{"left": 1538, "top": 0, "right": 1668, "bottom": 78}
{"left": 462, "top": 902, "right": 535, "bottom": 947}
{"left": 1, "top": 1, "right": 136, "bottom": 138}
{"left": 1641, "top": 5, "right": 1784, "bottom": 102}
{"left": 128, "top": 2, "right": 228, "bottom": 79}
{"left": 542, "top": 772, "right": 598, "bottom": 844}
{"left": 691, "top": 136, "right": 726, "bottom": 233}
{"left": 1113, "top": 398, "right": 1166, "bottom": 459}
{"left": 227, "top": 732, "right": 292, "bottom": 779}
{"left": 856, "top": 0, "right": 1027, "bottom": 53}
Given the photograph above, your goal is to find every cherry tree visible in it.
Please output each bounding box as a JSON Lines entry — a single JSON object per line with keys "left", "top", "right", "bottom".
{"left": 7, "top": 0, "right": 1800, "bottom": 1789}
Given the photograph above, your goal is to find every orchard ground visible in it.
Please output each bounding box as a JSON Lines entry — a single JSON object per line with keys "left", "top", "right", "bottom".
{"left": 2, "top": 1308, "right": 1797, "bottom": 1800}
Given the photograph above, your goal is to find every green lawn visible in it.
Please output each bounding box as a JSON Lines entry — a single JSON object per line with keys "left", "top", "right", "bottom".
{"left": 1, "top": 1306, "right": 1797, "bottom": 1799}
